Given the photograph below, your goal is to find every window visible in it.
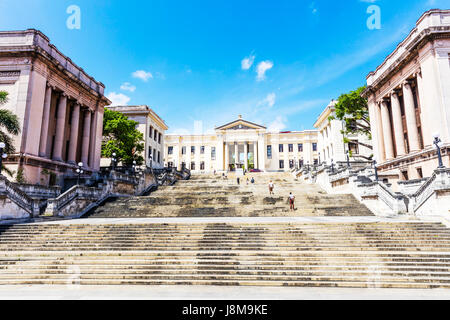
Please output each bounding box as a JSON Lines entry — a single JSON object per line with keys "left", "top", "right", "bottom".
{"left": 181, "top": 162, "right": 186, "bottom": 169}
{"left": 200, "top": 162, "right": 205, "bottom": 170}
{"left": 182, "top": 146, "right": 186, "bottom": 155}
{"left": 279, "top": 160, "right": 284, "bottom": 169}
{"left": 148, "top": 147, "right": 152, "bottom": 158}
{"left": 267, "top": 145, "right": 272, "bottom": 159}
{"left": 314, "top": 159, "right": 319, "bottom": 165}
{"left": 298, "top": 144, "right": 303, "bottom": 152}
{"left": 279, "top": 144, "right": 284, "bottom": 153}
{"left": 191, "top": 162, "right": 195, "bottom": 170}
{"left": 402, "top": 171, "right": 409, "bottom": 181}
{"left": 168, "top": 146, "right": 173, "bottom": 155}
{"left": 149, "top": 126, "right": 153, "bottom": 139}
{"left": 168, "top": 162, "right": 174, "bottom": 168}
{"left": 153, "top": 149, "right": 157, "bottom": 161}
{"left": 158, "top": 133, "right": 162, "bottom": 144}
{"left": 417, "top": 168, "right": 423, "bottom": 179}
{"left": 289, "top": 160, "right": 294, "bottom": 169}
{"left": 312, "top": 143, "right": 318, "bottom": 152}
{"left": 299, "top": 160, "right": 304, "bottom": 168}
{"left": 154, "top": 131, "right": 158, "bottom": 141}
{"left": 157, "top": 151, "right": 161, "bottom": 163}
{"left": 191, "top": 146, "right": 195, "bottom": 155}
{"left": 288, "top": 144, "right": 294, "bottom": 153}
{"left": 201, "top": 146, "right": 205, "bottom": 154}
{"left": 349, "top": 141, "right": 359, "bottom": 155}
{"left": 211, "top": 147, "right": 216, "bottom": 160}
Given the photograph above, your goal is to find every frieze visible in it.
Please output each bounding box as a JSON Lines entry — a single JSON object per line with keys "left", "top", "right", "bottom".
{"left": 0, "top": 71, "right": 20, "bottom": 77}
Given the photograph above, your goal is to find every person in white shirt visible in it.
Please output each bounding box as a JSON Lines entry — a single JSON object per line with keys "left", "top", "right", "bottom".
{"left": 288, "top": 193, "right": 296, "bottom": 211}
{"left": 268, "top": 181, "right": 274, "bottom": 195}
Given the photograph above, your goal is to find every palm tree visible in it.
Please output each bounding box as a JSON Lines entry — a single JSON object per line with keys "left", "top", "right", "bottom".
{"left": 0, "top": 91, "right": 21, "bottom": 176}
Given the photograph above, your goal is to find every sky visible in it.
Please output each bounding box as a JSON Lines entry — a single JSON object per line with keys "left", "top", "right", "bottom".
{"left": 0, "top": 0, "right": 447, "bottom": 134}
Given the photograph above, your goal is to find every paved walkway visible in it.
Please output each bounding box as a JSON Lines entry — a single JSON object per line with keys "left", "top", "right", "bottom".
{"left": 1, "top": 285, "right": 450, "bottom": 300}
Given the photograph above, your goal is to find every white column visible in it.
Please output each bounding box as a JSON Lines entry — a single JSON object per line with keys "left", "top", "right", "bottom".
{"left": 258, "top": 134, "right": 265, "bottom": 171}
{"left": 254, "top": 142, "right": 258, "bottom": 169}
{"left": 216, "top": 136, "right": 224, "bottom": 171}
{"left": 89, "top": 109, "right": 99, "bottom": 169}
{"left": 224, "top": 143, "right": 229, "bottom": 171}
{"left": 68, "top": 103, "right": 81, "bottom": 164}
{"left": 81, "top": 110, "right": 91, "bottom": 167}
{"left": 380, "top": 99, "right": 394, "bottom": 160}
{"left": 234, "top": 143, "right": 239, "bottom": 166}
{"left": 403, "top": 81, "right": 420, "bottom": 152}
{"left": 244, "top": 142, "right": 248, "bottom": 170}
{"left": 390, "top": 91, "right": 406, "bottom": 156}
{"left": 52, "top": 93, "right": 67, "bottom": 162}
{"left": 375, "top": 103, "right": 386, "bottom": 162}
{"left": 39, "top": 85, "right": 52, "bottom": 157}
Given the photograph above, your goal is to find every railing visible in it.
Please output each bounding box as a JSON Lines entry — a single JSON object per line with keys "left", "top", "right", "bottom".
{"left": 45, "top": 185, "right": 103, "bottom": 216}
{"left": 412, "top": 168, "right": 450, "bottom": 212}
{"left": 0, "top": 176, "right": 36, "bottom": 215}
{"left": 359, "top": 181, "right": 407, "bottom": 214}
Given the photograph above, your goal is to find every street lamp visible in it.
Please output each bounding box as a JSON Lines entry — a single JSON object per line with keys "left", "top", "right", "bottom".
{"left": 331, "top": 158, "right": 334, "bottom": 173}
{"left": 373, "top": 160, "right": 379, "bottom": 182}
{"left": 346, "top": 150, "right": 351, "bottom": 169}
{"left": 111, "top": 152, "right": 117, "bottom": 170}
{"left": 433, "top": 132, "right": 445, "bottom": 169}
{"left": 0, "top": 142, "right": 7, "bottom": 175}
{"left": 132, "top": 160, "right": 137, "bottom": 177}
{"left": 76, "top": 162, "right": 84, "bottom": 185}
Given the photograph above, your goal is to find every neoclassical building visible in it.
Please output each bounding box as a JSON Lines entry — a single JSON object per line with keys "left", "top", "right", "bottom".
{"left": 0, "top": 29, "right": 110, "bottom": 185}
{"left": 314, "top": 100, "right": 373, "bottom": 164}
{"left": 104, "top": 106, "right": 168, "bottom": 169}
{"left": 165, "top": 116, "right": 319, "bottom": 173}
{"left": 362, "top": 9, "right": 450, "bottom": 181}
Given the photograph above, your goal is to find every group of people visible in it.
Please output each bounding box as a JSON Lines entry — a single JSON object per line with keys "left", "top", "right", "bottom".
{"left": 267, "top": 180, "right": 296, "bottom": 211}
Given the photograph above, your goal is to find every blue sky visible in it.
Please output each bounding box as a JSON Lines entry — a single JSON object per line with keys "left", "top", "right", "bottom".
{"left": 0, "top": 0, "right": 447, "bottom": 134}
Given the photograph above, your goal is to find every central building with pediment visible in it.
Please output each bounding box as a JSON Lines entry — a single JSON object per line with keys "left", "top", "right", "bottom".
{"left": 165, "top": 116, "right": 319, "bottom": 173}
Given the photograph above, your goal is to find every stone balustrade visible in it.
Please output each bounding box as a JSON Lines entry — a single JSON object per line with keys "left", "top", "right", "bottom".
{"left": 0, "top": 176, "right": 40, "bottom": 220}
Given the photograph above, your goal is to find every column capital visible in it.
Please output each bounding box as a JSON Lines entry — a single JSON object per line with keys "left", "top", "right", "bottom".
{"left": 413, "top": 67, "right": 422, "bottom": 78}
{"left": 402, "top": 79, "right": 414, "bottom": 87}
{"left": 60, "top": 92, "right": 68, "bottom": 98}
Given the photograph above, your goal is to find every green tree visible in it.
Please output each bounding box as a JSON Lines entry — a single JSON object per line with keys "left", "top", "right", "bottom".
{"left": 101, "top": 108, "right": 144, "bottom": 167}
{"left": 329, "top": 86, "right": 373, "bottom": 160}
{"left": 0, "top": 91, "right": 21, "bottom": 176}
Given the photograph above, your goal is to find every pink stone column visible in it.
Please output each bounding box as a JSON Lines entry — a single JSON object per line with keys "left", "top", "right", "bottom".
{"left": 39, "top": 85, "right": 52, "bottom": 157}
{"left": 375, "top": 103, "right": 386, "bottom": 162}
{"left": 52, "top": 93, "right": 67, "bottom": 162}
{"left": 81, "top": 110, "right": 91, "bottom": 167}
{"left": 390, "top": 91, "right": 406, "bottom": 156}
{"left": 380, "top": 99, "right": 394, "bottom": 160}
{"left": 403, "top": 81, "right": 420, "bottom": 152}
{"left": 68, "top": 103, "right": 81, "bottom": 164}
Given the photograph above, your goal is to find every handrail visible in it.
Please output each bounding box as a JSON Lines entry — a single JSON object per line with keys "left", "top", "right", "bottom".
{"left": 412, "top": 168, "right": 450, "bottom": 212}
{"left": 0, "top": 176, "right": 34, "bottom": 214}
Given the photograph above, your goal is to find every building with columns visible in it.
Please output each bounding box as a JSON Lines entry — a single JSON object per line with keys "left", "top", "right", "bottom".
{"left": 0, "top": 29, "right": 110, "bottom": 185}
{"left": 103, "top": 106, "right": 168, "bottom": 169}
{"left": 362, "top": 9, "right": 450, "bottom": 181}
{"left": 164, "top": 116, "right": 319, "bottom": 173}
{"left": 314, "top": 100, "right": 373, "bottom": 164}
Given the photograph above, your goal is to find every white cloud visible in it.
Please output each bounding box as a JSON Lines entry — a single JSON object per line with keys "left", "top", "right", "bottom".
{"left": 120, "top": 82, "right": 136, "bottom": 92}
{"left": 258, "top": 93, "right": 276, "bottom": 109}
{"left": 107, "top": 92, "right": 131, "bottom": 106}
{"left": 256, "top": 61, "right": 274, "bottom": 81}
{"left": 132, "top": 70, "right": 153, "bottom": 82}
{"left": 241, "top": 54, "right": 255, "bottom": 70}
{"left": 268, "top": 116, "right": 287, "bottom": 133}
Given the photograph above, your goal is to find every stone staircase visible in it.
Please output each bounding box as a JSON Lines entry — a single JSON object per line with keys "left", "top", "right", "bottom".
{"left": 1, "top": 222, "right": 450, "bottom": 287}
{"left": 88, "top": 174, "right": 373, "bottom": 218}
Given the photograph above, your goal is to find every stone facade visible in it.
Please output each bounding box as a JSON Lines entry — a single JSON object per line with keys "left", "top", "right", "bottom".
{"left": 314, "top": 100, "right": 373, "bottom": 164}
{"left": 362, "top": 9, "right": 450, "bottom": 182}
{"left": 165, "top": 116, "right": 319, "bottom": 173}
{"left": 0, "top": 29, "right": 110, "bottom": 185}
{"left": 102, "top": 105, "right": 168, "bottom": 169}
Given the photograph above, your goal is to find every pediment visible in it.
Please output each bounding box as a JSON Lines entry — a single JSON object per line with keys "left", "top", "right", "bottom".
{"left": 216, "top": 118, "right": 266, "bottom": 131}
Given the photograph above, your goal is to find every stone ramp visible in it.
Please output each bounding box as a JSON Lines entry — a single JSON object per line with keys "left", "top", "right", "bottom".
{"left": 87, "top": 174, "right": 373, "bottom": 218}
{"left": 1, "top": 222, "right": 450, "bottom": 288}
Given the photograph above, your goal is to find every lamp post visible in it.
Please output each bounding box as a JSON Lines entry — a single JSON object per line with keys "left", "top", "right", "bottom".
{"left": 76, "top": 162, "right": 84, "bottom": 185}
{"left": 331, "top": 159, "right": 334, "bottom": 173}
{"left": 346, "top": 150, "right": 351, "bottom": 169}
{"left": 373, "top": 160, "right": 379, "bottom": 182}
{"left": 0, "top": 142, "right": 7, "bottom": 175}
{"left": 433, "top": 133, "right": 445, "bottom": 169}
{"left": 132, "top": 160, "right": 137, "bottom": 177}
{"left": 111, "top": 152, "right": 117, "bottom": 171}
